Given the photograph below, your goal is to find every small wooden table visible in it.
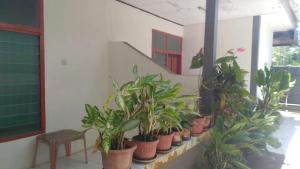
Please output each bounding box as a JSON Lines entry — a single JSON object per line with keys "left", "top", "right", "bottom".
{"left": 32, "top": 129, "right": 88, "bottom": 169}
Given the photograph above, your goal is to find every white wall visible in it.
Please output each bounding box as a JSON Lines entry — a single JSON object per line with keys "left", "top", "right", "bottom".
{"left": 109, "top": 42, "right": 199, "bottom": 95}
{"left": 258, "top": 16, "right": 273, "bottom": 69}
{"left": 107, "top": 0, "right": 184, "bottom": 57}
{"left": 182, "top": 17, "right": 254, "bottom": 89}
{"left": 256, "top": 16, "right": 274, "bottom": 98}
{"left": 0, "top": 1, "right": 185, "bottom": 169}
{"left": 0, "top": 1, "right": 274, "bottom": 169}
{"left": 0, "top": 0, "right": 110, "bottom": 169}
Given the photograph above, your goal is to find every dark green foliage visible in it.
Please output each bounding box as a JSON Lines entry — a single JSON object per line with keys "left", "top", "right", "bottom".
{"left": 190, "top": 48, "right": 204, "bottom": 69}
{"left": 202, "top": 117, "right": 252, "bottom": 169}
{"left": 179, "top": 110, "right": 200, "bottom": 129}
{"left": 193, "top": 50, "right": 294, "bottom": 169}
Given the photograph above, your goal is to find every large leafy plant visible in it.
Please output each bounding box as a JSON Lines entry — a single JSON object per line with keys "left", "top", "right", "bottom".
{"left": 202, "top": 117, "right": 258, "bottom": 169}
{"left": 256, "top": 66, "right": 295, "bottom": 114}
{"left": 212, "top": 52, "right": 250, "bottom": 115}
{"left": 158, "top": 94, "right": 199, "bottom": 133}
{"left": 82, "top": 80, "right": 141, "bottom": 153}
{"left": 82, "top": 104, "right": 139, "bottom": 153}
{"left": 178, "top": 98, "right": 200, "bottom": 129}
{"left": 191, "top": 49, "right": 289, "bottom": 169}
{"left": 242, "top": 111, "right": 281, "bottom": 150}
{"left": 117, "top": 65, "right": 187, "bottom": 140}
{"left": 202, "top": 113, "right": 281, "bottom": 169}
{"left": 191, "top": 49, "right": 250, "bottom": 119}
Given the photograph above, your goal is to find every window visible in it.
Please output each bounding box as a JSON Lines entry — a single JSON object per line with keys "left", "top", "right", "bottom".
{"left": 0, "top": 0, "right": 45, "bottom": 142}
{"left": 152, "top": 29, "right": 182, "bottom": 74}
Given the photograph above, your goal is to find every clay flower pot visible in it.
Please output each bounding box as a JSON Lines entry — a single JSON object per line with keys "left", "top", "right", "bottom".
{"left": 203, "top": 115, "right": 212, "bottom": 129}
{"left": 101, "top": 141, "right": 137, "bottom": 169}
{"left": 157, "top": 132, "right": 174, "bottom": 151}
{"left": 182, "top": 128, "right": 191, "bottom": 140}
{"left": 133, "top": 136, "right": 159, "bottom": 160}
{"left": 172, "top": 130, "right": 182, "bottom": 143}
{"left": 191, "top": 118, "right": 204, "bottom": 136}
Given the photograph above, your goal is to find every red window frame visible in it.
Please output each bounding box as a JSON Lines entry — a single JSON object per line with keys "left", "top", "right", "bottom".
{"left": 152, "top": 29, "right": 182, "bottom": 74}
{"left": 0, "top": 0, "right": 45, "bottom": 143}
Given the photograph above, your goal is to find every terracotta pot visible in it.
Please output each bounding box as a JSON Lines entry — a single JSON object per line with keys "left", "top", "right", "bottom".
{"left": 191, "top": 118, "right": 204, "bottom": 135}
{"left": 157, "top": 132, "right": 174, "bottom": 151}
{"left": 203, "top": 115, "right": 212, "bottom": 128}
{"left": 172, "top": 131, "right": 182, "bottom": 143}
{"left": 182, "top": 128, "right": 191, "bottom": 140}
{"left": 133, "top": 136, "right": 159, "bottom": 160}
{"left": 101, "top": 141, "right": 137, "bottom": 169}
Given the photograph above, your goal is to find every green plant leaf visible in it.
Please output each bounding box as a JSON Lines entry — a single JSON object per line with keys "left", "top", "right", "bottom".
{"left": 190, "top": 49, "right": 204, "bottom": 69}
{"left": 231, "top": 160, "right": 250, "bottom": 169}
{"left": 133, "top": 64, "right": 138, "bottom": 79}
{"left": 121, "top": 119, "right": 140, "bottom": 132}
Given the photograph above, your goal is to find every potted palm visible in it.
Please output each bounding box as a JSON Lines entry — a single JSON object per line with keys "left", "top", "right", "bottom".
{"left": 82, "top": 81, "right": 141, "bottom": 169}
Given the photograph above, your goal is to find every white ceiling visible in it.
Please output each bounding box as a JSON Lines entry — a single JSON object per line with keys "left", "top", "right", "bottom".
{"left": 120, "top": 0, "right": 292, "bottom": 29}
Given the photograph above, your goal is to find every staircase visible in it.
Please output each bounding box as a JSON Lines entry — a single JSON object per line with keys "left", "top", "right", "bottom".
{"left": 108, "top": 42, "right": 199, "bottom": 95}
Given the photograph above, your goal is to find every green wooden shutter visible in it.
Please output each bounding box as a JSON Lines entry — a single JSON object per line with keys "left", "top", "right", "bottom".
{"left": 0, "top": 30, "right": 41, "bottom": 138}
{"left": 0, "top": 0, "right": 39, "bottom": 27}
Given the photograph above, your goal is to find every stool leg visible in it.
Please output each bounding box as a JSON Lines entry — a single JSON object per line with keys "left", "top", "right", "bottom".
{"left": 32, "top": 139, "right": 39, "bottom": 168}
{"left": 64, "top": 143, "right": 71, "bottom": 156}
{"left": 50, "top": 144, "right": 57, "bottom": 169}
{"left": 83, "top": 135, "right": 88, "bottom": 164}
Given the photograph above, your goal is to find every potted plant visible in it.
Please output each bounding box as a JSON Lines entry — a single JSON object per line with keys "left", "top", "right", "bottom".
{"left": 122, "top": 69, "right": 162, "bottom": 160}
{"left": 191, "top": 117, "right": 204, "bottom": 136}
{"left": 82, "top": 80, "right": 141, "bottom": 169}
{"left": 122, "top": 66, "right": 185, "bottom": 160}
{"left": 171, "top": 127, "right": 182, "bottom": 145}
{"left": 190, "top": 48, "right": 249, "bottom": 127}
{"left": 154, "top": 82, "right": 193, "bottom": 151}
{"left": 156, "top": 106, "right": 181, "bottom": 152}
{"left": 173, "top": 96, "right": 199, "bottom": 142}
{"left": 135, "top": 81, "right": 183, "bottom": 159}
{"left": 179, "top": 111, "right": 199, "bottom": 140}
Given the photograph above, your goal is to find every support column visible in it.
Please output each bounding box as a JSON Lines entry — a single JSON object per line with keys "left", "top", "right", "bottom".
{"left": 250, "top": 16, "right": 261, "bottom": 96}
{"left": 201, "top": 0, "right": 219, "bottom": 114}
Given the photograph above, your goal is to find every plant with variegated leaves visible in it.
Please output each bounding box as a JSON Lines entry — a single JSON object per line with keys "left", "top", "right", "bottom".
{"left": 81, "top": 81, "right": 141, "bottom": 153}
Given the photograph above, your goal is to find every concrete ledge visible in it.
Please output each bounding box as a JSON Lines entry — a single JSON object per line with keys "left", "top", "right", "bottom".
{"left": 132, "top": 131, "right": 210, "bottom": 169}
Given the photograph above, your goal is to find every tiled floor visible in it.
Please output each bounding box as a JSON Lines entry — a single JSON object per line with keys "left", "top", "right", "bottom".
{"left": 34, "top": 111, "right": 300, "bottom": 169}
{"left": 271, "top": 111, "right": 300, "bottom": 169}
{"left": 33, "top": 150, "right": 102, "bottom": 169}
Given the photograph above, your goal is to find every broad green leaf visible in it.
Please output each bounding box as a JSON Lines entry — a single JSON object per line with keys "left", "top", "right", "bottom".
{"left": 121, "top": 119, "right": 140, "bottom": 132}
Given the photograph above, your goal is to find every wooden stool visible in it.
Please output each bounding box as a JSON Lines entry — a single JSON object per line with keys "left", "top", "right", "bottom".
{"left": 32, "top": 129, "right": 88, "bottom": 169}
